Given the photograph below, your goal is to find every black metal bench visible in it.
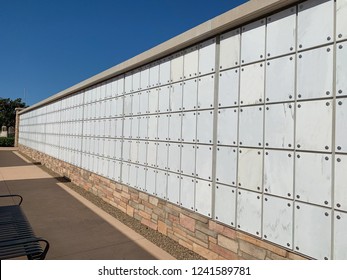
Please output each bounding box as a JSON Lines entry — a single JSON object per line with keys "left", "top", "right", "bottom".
{"left": 0, "top": 195, "right": 49, "bottom": 260}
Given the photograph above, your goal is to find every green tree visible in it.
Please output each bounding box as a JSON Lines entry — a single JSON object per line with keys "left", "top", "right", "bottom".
{"left": 0, "top": 98, "right": 27, "bottom": 128}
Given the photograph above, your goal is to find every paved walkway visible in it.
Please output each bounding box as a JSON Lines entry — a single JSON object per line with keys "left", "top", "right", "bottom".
{"left": 0, "top": 147, "right": 174, "bottom": 260}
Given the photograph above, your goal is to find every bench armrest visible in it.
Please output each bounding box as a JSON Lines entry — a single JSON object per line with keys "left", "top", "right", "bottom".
{"left": 0, "top": 237, "right": 50, "bottom": 260}
{"left": 0, "top": 195, "right": 23, "bottom": 205}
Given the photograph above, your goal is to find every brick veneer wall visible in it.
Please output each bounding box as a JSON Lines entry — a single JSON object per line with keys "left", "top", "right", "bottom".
{"left": 18, "top": 144, "right": 307, "bottom": 260}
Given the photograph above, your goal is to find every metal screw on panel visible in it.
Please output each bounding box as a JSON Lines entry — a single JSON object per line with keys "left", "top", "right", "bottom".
{"left": 324, "top": 201, "right": 329, "bottom": 205}
{"left": 265, "top": 188, "right": 268, "bottom": 192}
{"left": 287, "top": 243, "right": 291, "bottom": 247}
{"left": 326, "top": 102, "right": 330, "bottom": 106}
{"left": 337, "top": 158, "right": 341, "bottom": 163}
{"left": 296, "top": 195, "right": 300, "bottom": 199}
{"left": 325, "top": 156, "right": 329, "bottom": 161}
{"left": 265, "top": 197, "right": 268, "bottom": 201}
{"left": 258, "top": 151, "right": 261, "bottom": 155}
{"left": 298, "top": 94, "right": 302, "bottom": 98}
{"left": 337, "top": 215, "right": 341, "bottom": 220}
{"left": 266, "top": 107, "right": 269, "bottom": 110}
{"left": 338, "top": 34, "right": 343, "bottom": 38}
{"left": 337, "top": 146, "right": 342, "bottom": 150}
{"left": 267, "top": 62, "right": 270, "bottom": 66}
{"left": 287, "top": 203, "right": 291, "bottom": 207}
{"left": 231, "top": 222, "right": 234, "bottom": 225}
{"left": 289, "top": 95, "right": 292, "bottom": 99}
{"left": 288, "top": 193, "right": 291, "bottom": 197}
{"left": 297, "top": 145, "right": 301, "bottom": 149}
{"left": 325, "top": 212, "right": 329, "bottom": 217}
{"left": 240, "top": 142, "right": 243, "bottom": 145}
{"left": 288, "top": 154, "right": 292, "bottom": 157}
{"left": 325, "top": 146, "right": 329, "bottom": 150}
{"left": 339, "top": 45, "right": 343, "bottom": 49}
{"left": 337, "top": 203, "right": 341, "bottom": 208}
{"left": 298, "top": 104, "right": 301, "bottom": 109}
{"left": 266, "top": 98, "right": 269, "bottom": 101}
{"left": 290, "top": 47, "right": 294, "bottom": 51}
{"left": 266, "top": 143, "right": 269, "bottom": 147}
{"left": 264, "top": 234, "right": 267, "bottom": 238}
{"left": 257, "top": 196, "right": 260, "bottom": 199}
{"left": 296, "top": 246, "right": 300, "bottom": 250}
{"left": 326, "top": 91, "right": 330, "bottom": 95}
{"left": 238, "top": 225, "right": 240, "bottom": 228}
{"left": 265, "top": 151, "right": 269, "bottom": 155}
{"left": 267, "top": 53, "right": 270, "bottom": 57}
{"left": 256, "top": 231, "right": 259, "bottom": 235}
{"left": 289, "top": 105, "right": 292, "bottom": 108}
{"left": 290, "top": 56, "right": 293, "bottom": 60}
{"left": 338, "top": 101, "right": 343, "bottom": 105}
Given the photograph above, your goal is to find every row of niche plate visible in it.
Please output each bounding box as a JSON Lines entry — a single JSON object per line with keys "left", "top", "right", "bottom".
{"left": 122, "top": 38, "right": 216, "bottom": 93}
{"left": 16, "top": 136, "right": 347, "bottom": 217}
{"left": 219, "top": 0, "right": 347, "bottom": 69}
{"left": 71, "top": 143, "right": 347, "bottom": 212}
{"left": 18, "top": 1, "right": 347, "bottom": 118}
{"left": 30, "top": 0, "right": 347, "bottom": 109}
{"left": 39, "top": 41, "right": 347, "bottom": 120}
{"left": 21, "top": 39, "right": 347, "bottom": 123}
{"left": 219, "top": 43, "right": 347, "bottom": 106}
{"left": 21, "top": 40, "right": 347, "bottom": 125}
{"left": 30, "top": 98, "right": 347, "bottom": 153}
{"left": 108, "top": 0, "right": 346, "bottom": 94}
{"left": 78, "top": 156, "right": 214, "bottom": 218}
{"left": 79, "top": 142, "right": 214, "bottom": 182}
{"left": 216, "top": 148, "right": 347, "bottom": 211}
{"left": 44, "top": 134, "right": 347, "bottom": 214}
{"left": 214, "top": 186, "right": 347, "bottom": 260}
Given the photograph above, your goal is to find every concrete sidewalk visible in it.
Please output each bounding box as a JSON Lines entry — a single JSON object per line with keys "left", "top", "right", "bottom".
{"left": 0, "top": 147, "right": 174, "bottom": 260}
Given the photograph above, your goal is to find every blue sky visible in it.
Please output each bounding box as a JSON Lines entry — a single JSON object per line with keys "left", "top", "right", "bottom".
{"left": 0, "top": 0, "right": 248, "bottom": 106}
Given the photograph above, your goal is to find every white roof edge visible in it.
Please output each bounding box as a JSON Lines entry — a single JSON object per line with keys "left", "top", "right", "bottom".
{"left": 20, "top": 0, "right": 300, "bottom": 114}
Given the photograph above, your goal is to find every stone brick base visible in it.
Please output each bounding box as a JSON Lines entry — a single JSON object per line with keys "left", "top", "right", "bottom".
{"left": 18, "top": 145, "right": 307, "bottom": 260}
